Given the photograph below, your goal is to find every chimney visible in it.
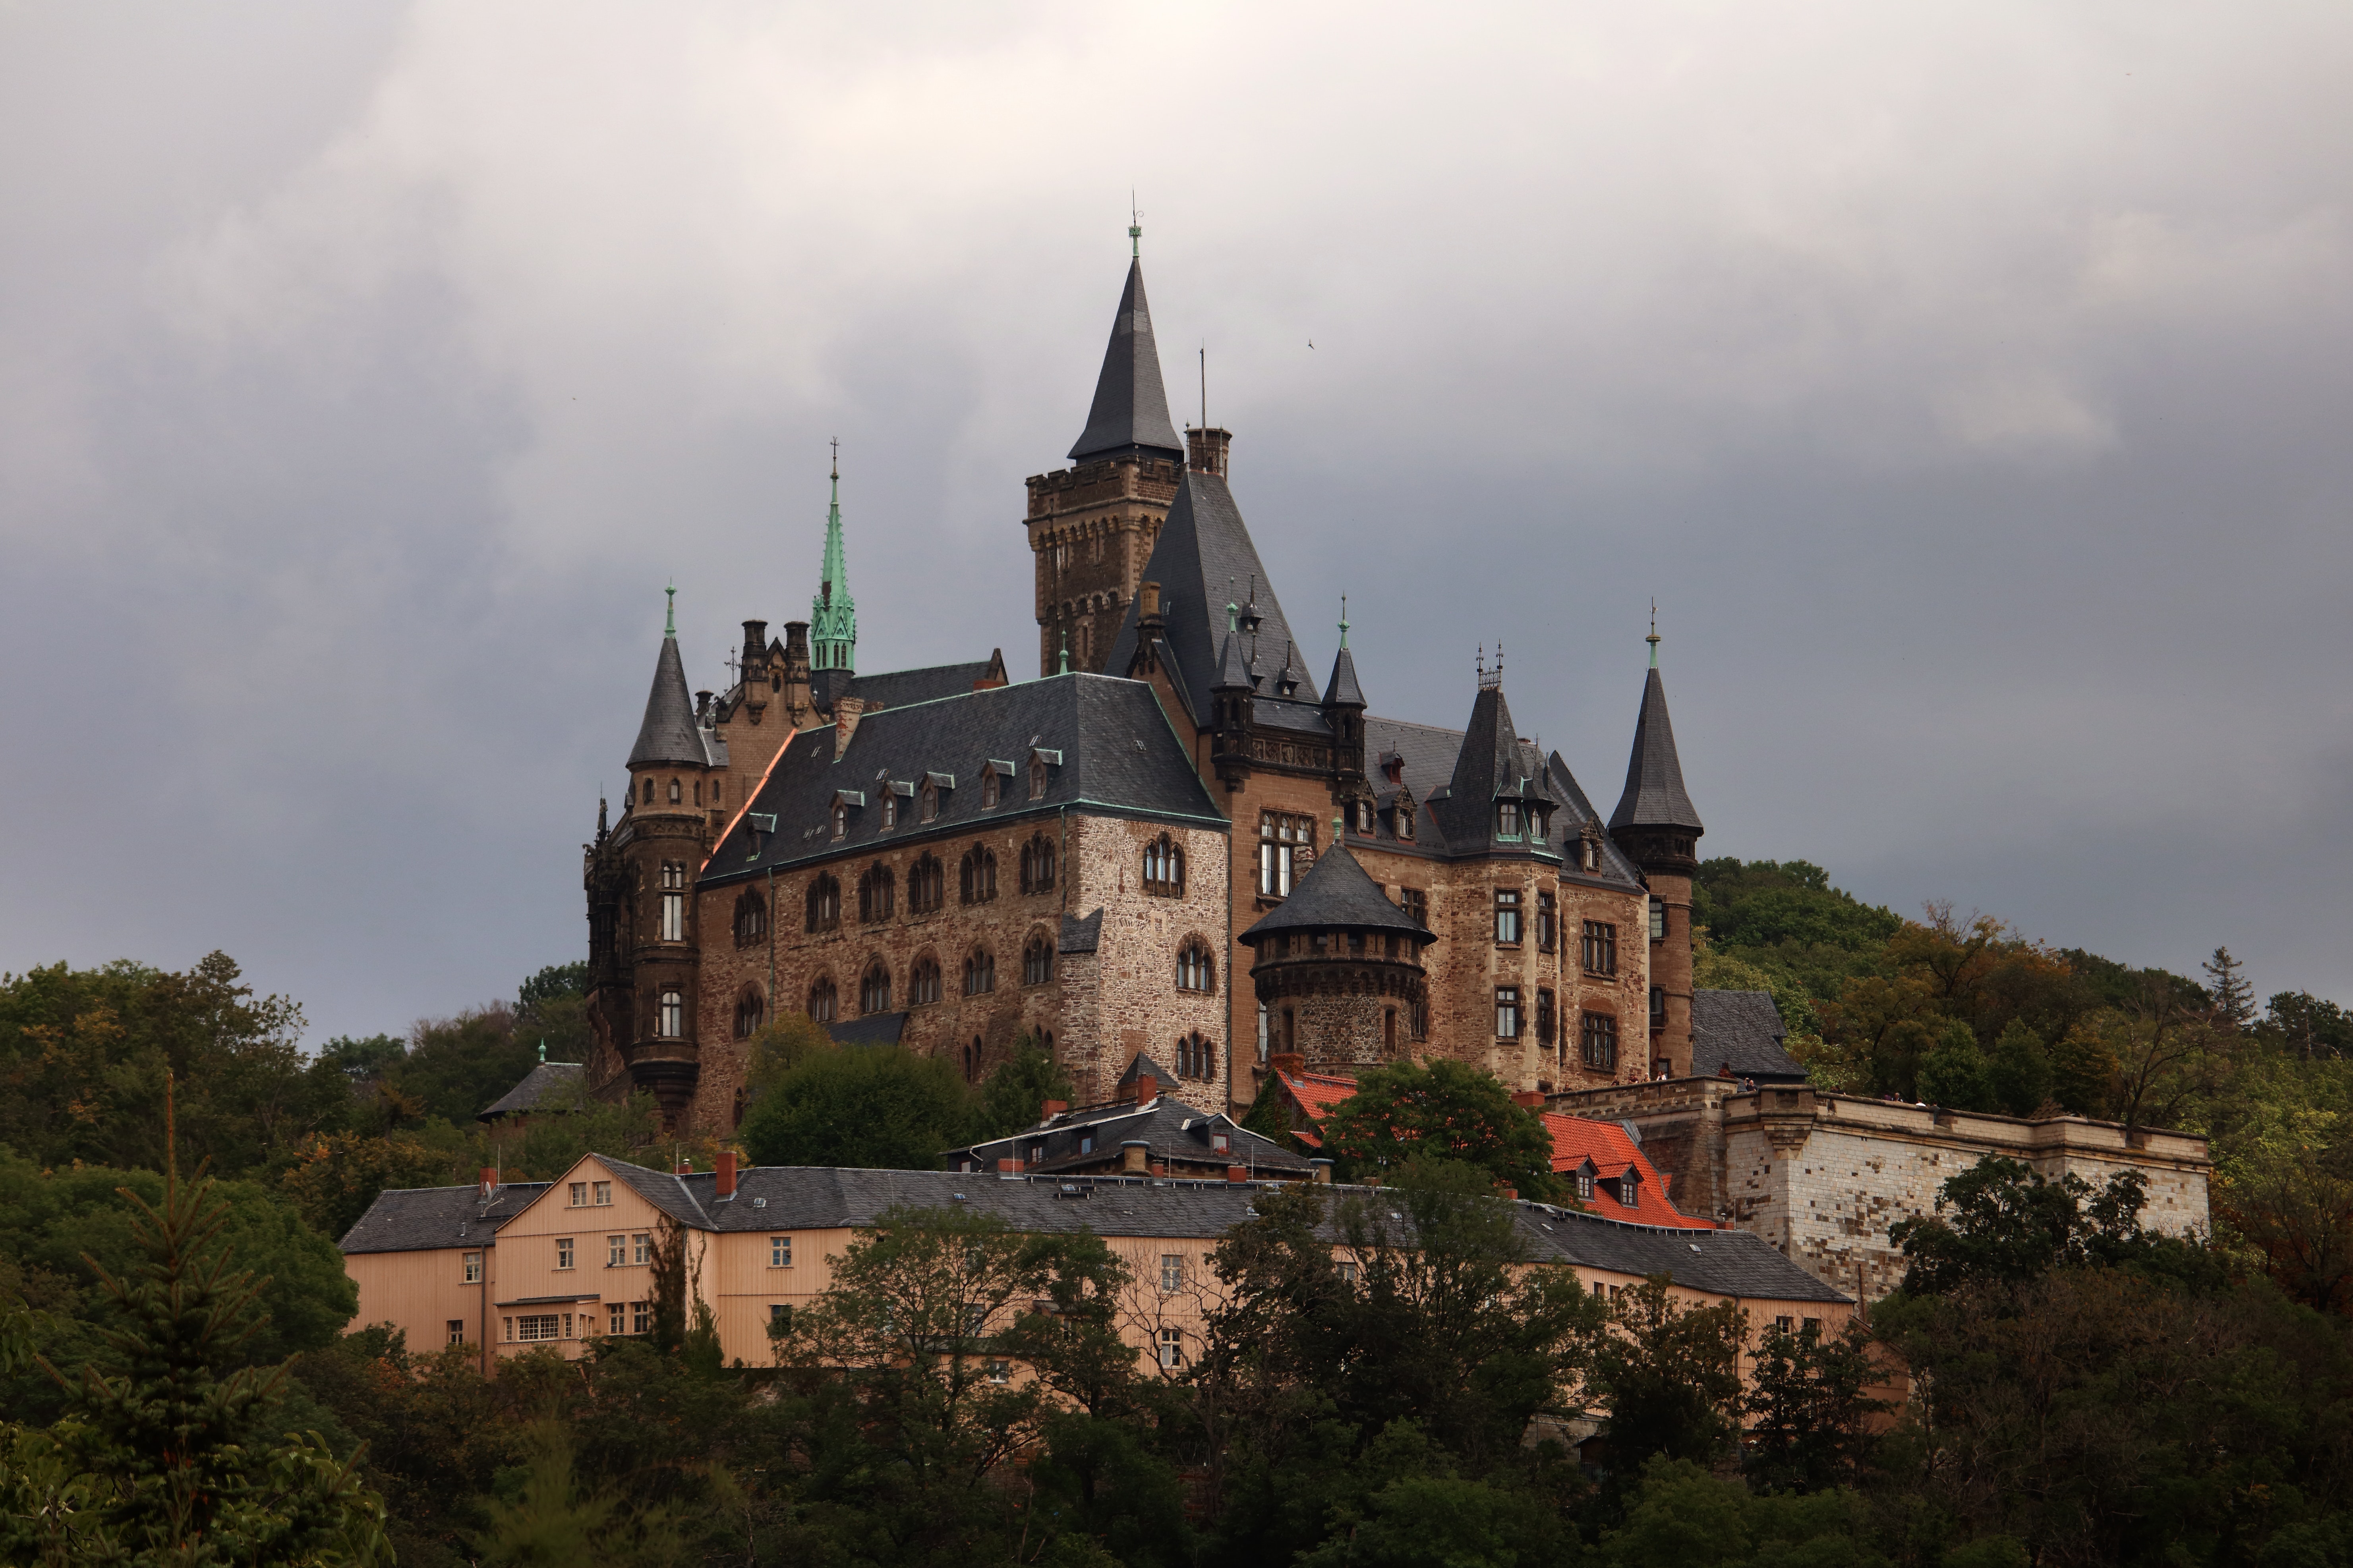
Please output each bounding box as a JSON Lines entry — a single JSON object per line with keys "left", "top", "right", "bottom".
{"left": 741, "top": 620, "right": 770, "bottom": 716}
{"left": 1497, "top": 1186, "right": 1518, "bottom": 1201}
{"left": 780, "top": 621, "right": 814, "bottom": 727}
{"left": 1310, "top": 1159, "right": 1334, "bottom": 1184}
{"left": 1150, "top": 1162, "right": 1167, "bottom": 1178}
{"left": 1133, "top": 1076, "right": 1157, "bottom": 1106}
{"left": 1226, "top": 1165, "right": 1248, "bottom": 1183}
{"left": 1186, "top": 426, "right": 1232, "bottom": 478}
{"left": 1040, "top": 1099, "right": 1069, "bottom": 1122}
{"left": 717, "top": 1150, "right": 737, "bottom": 1199}
{"left": 1511, "top": 1091, "right": 1545, "bottom": 1108}
{"left": 833, "top": 697, "right": 866, "bottom": 760}
{"left": 998, "top": 1157, "right": 1023, "bottom": 1175}
{"left": 1122, "top": 1139, "right": 1150, "bottom": 1175}
{"left": 479, "top": 1166, "right": 496, "bottom": 1202}
{"left": 676, "top": 1158, "right": 692, "bottom": 1176}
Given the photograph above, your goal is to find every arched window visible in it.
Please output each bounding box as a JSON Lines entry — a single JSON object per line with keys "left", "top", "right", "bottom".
{"left": 909, "top": 854, "right": 944, "bottom": 915}
{"left": 831, "top": 801, "right": 847, "bottom": 840}
{"left": 858, "top": 863, "right": 895, "bottom": 924}
{"left": 1023, "top": 933, "right": 1054, "bottom": 987}
{"left": 959, "top": 847, "right": 997, "bottom": 905}
{"left": 658, "top": 989, "right": 684, "bottom": 1038}
{"left": 642, "top": 778, "right": 654, "bottom": 805}
{"left": 1176, "top": 939, "right": 1214, "bottom": 994}
{"left": 910, "top": 955, "right": 942, "bottom": 1006}
{"left": 804, "top": 873, "right": 841, "bottom": 933}
{"left": 733, "top": 985, "right": 765, "bottom": 1039}
{"left": 963, "top": 947, "right": 995, "bottom": 996}
{"left": 963, "top": 1037, "right": 982, "bottom": 1083}
{"left": 733, "top": 888, "right": 767, "bottom": 947}
{"left": 860, "top": 960, "right": 891, "bottom": 1015}
{"left": 883, "top": 792, "right": 899, "bottom": 829}
{"left": 919, "top": 781, "right": 939, "bottom": 823}
{"left": 1020, "top": 834, "right": 1056, "bottom": 895}
{"left": 807, "top": 976, "right": 837, "bottom": 1023}
{"left": 982, "top": 769, "right": 1000, "bottom": 809}
{"left": 668, "top": 778, "right": 682, "bottom": 804}
{"left": 1029, "top": 760, "right": 1047, "bottom": 800}
{"left": 1176, "top": 1033, "right": 1214, "bottom": 1080}
{"left": 1142, "top": 834, "right": 1184, "bottom": 897}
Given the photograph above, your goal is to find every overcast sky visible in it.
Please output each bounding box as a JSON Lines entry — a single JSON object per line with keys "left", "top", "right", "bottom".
{"left": 4, "top": 2, "right": 2349, "bottom": 1044}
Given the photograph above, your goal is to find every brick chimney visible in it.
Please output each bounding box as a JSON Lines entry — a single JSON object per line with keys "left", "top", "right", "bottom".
{"left": 740, "top": 620, "right": 770, "bottom": 719}
{"left": 1310, "top": 1159, "right": 1334, "bottom": 1184}
{"left": 1226, "top": 1165, "right": 1248, "bottom": 1183}
{"left": 478, "top": 1166, "right": 496, "bottom": 1202}
{"left": 717, "top": 1150, "right": 737, "bottom": 1199}
{"left": 1133, "top": 1076, "right": 1158, "bottom": 1106}
{"left": 1121, "top": 1140, "right": 1150, "bottom": 1175}
{"left": 780, "top": 620, "right": 814, "bottom": 728}
{"left": 1511, "top": 1091, "right": 1545, "bottom": 1108}
{"left": 1186, "top": 426, "right": 1232, "bottom": 478}
{"left": 833, "top": 697, "right": 866, "bottom": 759}
{"left": 998, "top": 1157, "right": 1023, "bottom": 1175}
{"left": 676, "top": 1158, "right": 693, "bottom": 1175}
{"left": 1040, "top": 1099, "right": 1069, "bottom": 1122}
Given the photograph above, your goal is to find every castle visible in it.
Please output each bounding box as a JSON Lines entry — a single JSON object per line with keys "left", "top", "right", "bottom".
{"left": 580, "top": 230, "right": 1714, "bottom": 1135}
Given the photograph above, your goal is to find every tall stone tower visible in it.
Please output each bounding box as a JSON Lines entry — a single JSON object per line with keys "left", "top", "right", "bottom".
{"left": 1608, "top": 622, "right": 1704, "bottom": 1078}
{"left": 811, "top": 448, "right": 856, "bottom": 675}
{"left": 1026, "top": 224, "right": 1186, "bottom": 676}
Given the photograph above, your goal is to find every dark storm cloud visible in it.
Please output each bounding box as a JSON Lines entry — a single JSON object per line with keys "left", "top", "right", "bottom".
{"left": 3, "top": 1, "right": 2349, "bottom": 1039}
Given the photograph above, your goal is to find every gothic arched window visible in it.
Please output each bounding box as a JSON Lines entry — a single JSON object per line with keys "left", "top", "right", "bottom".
{"left": 807, "top": 976, "right": 837, "bottom": 1024}
{"left": 657, "top": 989, "right": 684, "bottom": 1038}
{"left": 959, "top": 847, "right": 997, "bottom": 905}
{"left": 860, "top": 960, "right": 891, "bottom": 1015}
{"left": 962, "top": 947, "right": 995, "bottom": 996}
{"left": 981, "top": 769, "right": 1000, "bottom": 809}
{"left": 858, "top": 863, "right": 895, "bottom": 924}
{"left": 910, "top": 955, "right": 942, "bottom": 1006}
{"left": 668, "top": 778, "right": 682, "bottom": 804}
{"left": 1176, "top": 939, "right": 1214, "bottom": 994}
{"left": 1143, "top": 834, "right": 1184, "bottom": 897}
{"left": 733, "top": 888, "right": 767, "bottom": 947}
{"left": 909, "top": 854, "right": 944, "bottom": 915}
{"left": 733, "top": 985, "right": 765, "bottom": 1039}
{"left": 1020, "top": 834, "right": 1056, "bottom": 895}
{"left": 804, "top": 873, "right": 841, "bottom": 933}
{"left": 963, "top": 1037, "right": 981, "bottom": 1083}
{"left": 1023, "top": 933, "right": 1054, "bottom": 987}
{"left": 1176, "top": 1033, "right": 1214, "bottom": 1081}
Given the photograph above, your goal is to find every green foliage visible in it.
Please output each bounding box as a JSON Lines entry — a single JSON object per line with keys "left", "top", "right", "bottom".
{"left": 1596, "top": 1459, "right": 1883, "bottom": 1568}
{"left": 1581, "top": 1276, "right": 1746, "bottom": 1477}
{"left": 1887, "top": 1155, "right": 2189, "bottom": 1297}
{"left": 1741, "top": 1320, "right": 1887, "bottom": 1495}
{"left": 389, "top": 1004, "right": 539, "bottom": 1128}
{"left": 971, "top": 1033, "right": 1075, "bottom": 1140}
{"left": 1318, "top": 1058, "right": 1561, "bottom": 1200}
{"left": 1984, "top": 1019, "right": 2051, "bottom": 1118}
{"left": 1915, "top": 1019, "right": 1995, "bottom": 1111}
{"left": 740, "top": 1042, "right": 973, "bottom": 1169}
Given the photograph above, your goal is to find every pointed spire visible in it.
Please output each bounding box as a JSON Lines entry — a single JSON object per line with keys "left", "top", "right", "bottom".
{"left": 1069, "top": 247, "right": 1183, "bottom": 462}
{"left": 811, "top": 442, "right": 856, "bottom": 674}
{"left": 628, "top": 588, "right": 706, "bottom": 768}
{"left": 1326, "top": 608, "right": 1367, "bottom": 711}
{"left": 1608, "top": 627, "right": 1704, "bottom": 834}
{"left": 1215, "top": 628, "right": 1253, "bottom": 692}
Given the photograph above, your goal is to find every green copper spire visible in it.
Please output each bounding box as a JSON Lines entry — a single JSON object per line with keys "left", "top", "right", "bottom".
{"left": 665, "top": 581, "right": 675, "bottom": 637}
{"left": 811, "top": 440, "right": 856, "bottom": 674}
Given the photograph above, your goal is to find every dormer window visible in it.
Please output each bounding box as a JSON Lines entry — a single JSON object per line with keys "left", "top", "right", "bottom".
{"left": 832, "top": 802, "right": 847, "bottom": 839}
{"left": 1352, "top": 800, "right": 1374, "bottom": 834}
{"left": 1396, "top": 804, "right": 1415, "bottom": 841}
{"left": 920, "top": 782, "right": 938, "bottom": 823}
{"left": 982, "top": 771, "right": 999, "bottom": 809}
{"left": 883, "top": 793, "right": 898, "bottom": 829}
{"left": 1029, "top": 761, "right": 1046, "bottom": 800}
{"left": 1496, "top": 801, "right": 1522, "bottom": 841}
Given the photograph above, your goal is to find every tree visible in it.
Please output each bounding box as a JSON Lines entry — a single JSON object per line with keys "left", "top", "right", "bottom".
{"left": 280, "top": 1128, "right": 462, "bottom": 1239}
{"left": 2219, "top": 1141, "right": 2353, "bottom": 1314}
{"left": 391, "top": 1003, "right": 536, "bottom": 1126}
{"left": 2255, "top": 990, "right": 2353, "bottom": 1062}
{"left": 1741, "top": 1319, "right": 1887, "bottom": 1494}
{"left": 1888, "top": 1155, "right": 2161, "bottom": 1297}
{"left": 739, "top": 1043, "right": 973, "bottom": 1169}
{"left": 17, "top": 1104, "right": 389, "bottom": 1564}
{"left": 1317, "top": 1059, "right": 1560, "bottom": 1200}
{"left": 2203, "top": 945, "right": 2256, "bottom": 1029}
{"left": 969, "top": 1032, "right": 1075, "bottom": 1141}
{"left": 1985, "top": 1019, "right": 2052, "bottom": 1118}
{"left": 1579, "top": 1276, "right": 1746, "bottom": 1476}
{"left": 1916, "top": 1020, "right": 1996, "bottom": 1112}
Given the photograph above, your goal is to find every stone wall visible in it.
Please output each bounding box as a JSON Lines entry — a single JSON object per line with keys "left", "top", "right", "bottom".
{"left": 1548, "top": 1079, "right": 2213, "bottom": 1300}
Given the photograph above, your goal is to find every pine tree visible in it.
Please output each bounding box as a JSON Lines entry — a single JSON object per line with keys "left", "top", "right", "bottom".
{"left": 2203, "top": 946, "right": 2255, "bottom": 1029}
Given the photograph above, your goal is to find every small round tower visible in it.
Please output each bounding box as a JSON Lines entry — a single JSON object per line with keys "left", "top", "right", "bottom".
{"left": 1240, "top": 836, "right": 1436, "bottom": 1075}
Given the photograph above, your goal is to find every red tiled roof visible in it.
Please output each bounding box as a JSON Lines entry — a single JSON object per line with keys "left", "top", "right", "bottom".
{"left": 1269, "top": 1072, "right": 1711, "bottom": 1230}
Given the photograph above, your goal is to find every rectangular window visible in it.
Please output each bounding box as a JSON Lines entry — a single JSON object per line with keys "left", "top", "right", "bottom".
{"left": 1537, "top": 988, "right": 1556, "bottom": 1046}
{"left": 1079, "top": 1134, "right": 1094, "bottom": 1154}
{"left": 1650, "top": 987, "right": 1667, "bottom": 1029}
{"left": 1337, "top": 1260, "right": 1359, "bottom": 1285}
{"left": 1537, "top": 892, "right": 1556, "bottom": 952}
{"left": 517, "top": 1314, "right": 561, "bottom": 1342}
{"left": 607, "top": 1235, "right": 626, "bottom": 1267}
{"left": 1494, "top": 888, "right": 1521, "bottom": 946}
{"left": 1582, "top": 921, "right": 1618, "bottom": 977}
{"left": 1495, "top": 987, "right": 1521, "bottom": 1038}
{"left": 988, "top": 1358, "right": 1011, "bottom": 1385}
{"left": 1776, "top": 1315, "right": 1794, "bottom": 1333}
{"left": 1160, "top": 1255, "right": 1185, "bottom": 1293}
{"left": 661, "top": 892, "right": 684, "bottom": 942}
{"left": 503, "top": 1316, "right": 514, "bottom": 1342}
{"left": 593, "top": 1181, "right": 612, "bottom": 1206}
{"left": 632, "top": 1300, "right": 651, "bottom": 1335}
{"left": 770, "top": 1236, "right": 792, "bottom": 1268}
{"left": 556, "top": 1238, "right": 574, "bottom": 1270}
{"left": 563, "top": 1312, "right": 574, "bottom": 1339}
{"left": 1581, "top": 1012, "right": 1619, "bottom": 1071}
{"left": 1257, "top": 812, "right": 1312, "bottom": 896}
{"left": 632, "top": 1233, "right": 652, "bottom": 1266}
{"left": 1158, "top": 1327, "right": 1185, "bottom": 1369}
{"left": 770, "top": 1303, "right": 791, "bottom": 1329}
{"left": 568, "top": 1182, "right": 587, "bottom": 1207}
{"left": 1399, "top": 888, "right": 1428, "bottom": 931}
{"left": 1803, "top": 1317, "right": 1822, "bottom": 1337}
{"left": 1578, "top": 1171, "right": 1596, "bottom": 1201}
{"left": 1496, "top": 800, "right": 1522, "bottom": 840}
{"left": 1649, "top": 897, "right": 1667, "bottom": 942}
{"left": 1620, "top": 1178, "right": 1640, "bottom": 1209}
{"left": 609, "top": 1303, "right": 626, "bottom": 1336}
{"left": 447, "top": 1319, "right": 466, "bottom": 1345}
{"left": 463, "top": 1251, "right": 483, "bottom": 1284}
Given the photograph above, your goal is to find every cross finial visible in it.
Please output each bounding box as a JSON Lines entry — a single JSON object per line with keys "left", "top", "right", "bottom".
{"left": 1338, "top": 594, "right": 1350, "bottom": 650}
{"left": 665, "top": 581, "right": 676, "bottom": 636}
{"left": 1129, "top": 193, "right": 1142, "bottom": 257}
{"left": 1647, "top": 598, "right": 1660, "bottom": 668}
{"left": 830, "top": 436, "right": 839, "bottom": 482}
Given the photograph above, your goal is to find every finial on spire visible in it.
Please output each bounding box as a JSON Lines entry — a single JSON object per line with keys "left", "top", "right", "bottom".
{"left": 1058, "top": 631, "right": 1070, "bottom": 676}
{"left": 1129, "top": 193, "right": 1142, "bottom": 258}
{"left": 665, "top": 581, "right": 676, "bottom": 637}
{"left": 538, "top": 1039, "right": 547, "bottom": 1064}
{"left": 1339, "top": 594, "right": 1350, "bottom": 650}
{"left": 1647, "top": 598, "right": 1660, "bottom": 668}
{"left": 831, "top": 436, "right": 839, "bottom": 484}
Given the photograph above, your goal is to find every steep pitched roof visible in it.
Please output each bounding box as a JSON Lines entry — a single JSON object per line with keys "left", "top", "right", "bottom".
{"left": 944, "top": 1096, "right": 1313, "bottom": 1179}
{"left": 1326, "top": 641, "right": 1366, "bottom": 709}
{"left": 1542, "top": 1114, "right": 1713, "bottom": 1230}
{"left": 1103, "top": 469, "right": 1323, "bottom": 721}
{"left": 1069, "top": 259, "right": 1184, "bottom": 462}
{"left": 1692, "top": 990, "right": 1807, "bottom": 1081}
{"left": 838, "top": 658, "right": 1004, "bottom": 713}
{"left": 700, "top": 673, "right": 1224, "bottom": 887}
{"left": 1545, "top": 751, "right": 1647, "bottom": 886}
{"left": 628, "top": 631, "right": 718, "bottom": 769}
{"left": 478, "top": 1062, "right": 586, "bottom": 1122}
{"left": 1609, "top": 666, "right": 1704, "bottom": 834}
{"left": 339, "top": 1182, "right": 549, "bottom": 1253}
{"left": 1241, "top": 842, "right": 1435, "bottom": 942}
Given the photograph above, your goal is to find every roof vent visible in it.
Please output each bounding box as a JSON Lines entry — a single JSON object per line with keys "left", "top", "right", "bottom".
{"left": 752, "top": 1197, "right": 767, "bottom": 1208}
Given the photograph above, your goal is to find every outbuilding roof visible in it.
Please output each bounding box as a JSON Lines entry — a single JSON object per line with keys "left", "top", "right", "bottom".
{"left": 1692, "top": 990, "right": 1807, "bottom": 1082}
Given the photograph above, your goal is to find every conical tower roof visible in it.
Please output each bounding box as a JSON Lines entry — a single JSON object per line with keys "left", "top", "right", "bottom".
{"left": 1241, "top": 841, "right": 1436, "bottom": 944}
{"left": 1069, "top": 257, "right": 1184, "bottom": 463}
{"left": 1325, "top": 604, "right": 1366, "bottom": 708}
{"left": 1608, "top": 666, "right": 1704, "bottom": 834}
{"left": 628, "top": 593, "right": 706, "bottom": 769}
{"left": 811, "top": 450, "right": 855, "bottom": 674}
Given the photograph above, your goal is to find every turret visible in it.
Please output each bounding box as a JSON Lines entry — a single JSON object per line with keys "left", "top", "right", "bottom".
{"left": 1210, "top": 602, "right": 1254, "bottom": 793}
{"left": 1607, "top": 616, "right": 1705, "bottom": 1078}
{"left": 1324, "top": 600, "right": 1369, "bottom": 811}
{"left": 1241, "top": 838, "right": 1436, "bottom": 1073}
{"left": 811, "top": 447, "right": 856, "bottom": 675}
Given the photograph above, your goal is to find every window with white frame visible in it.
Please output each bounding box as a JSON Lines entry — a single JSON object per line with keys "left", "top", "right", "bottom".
{"left": 770, "top": 1236, "right": 792, "bottom": 1268}
{"left": 607, "top": 1235, "right": 625, "bottom": 1267}
{"left": 568, "top": 1182, "right": 587, "bottom": 1207}
{"left": 632, "top": 1233, "right": 652, "bottom": 1265}
{"left": 556, "top": 1238, "right": 574, "bottom": 1270}
{"left": 1257, "top": 812, "right": 1311, "bottom": 896}
{"left": 463, "top": 1251, "right": 482, "bottom": 1284}
{"left": 1495, "top": 987, "right": 1522, "bottom": 1038}
{"left": 658, "top": 989, "right": 684, "bottom": 1037}
{"left": 1160, "top": 1255, "right": 1185, "bottom": 1293}
{"left": 660, "top": 861, "right": 686, "bottom": 941}
{"left": 517, "top": 1314, "right": 561, "bottom": 1342}
{"left": 593, "top": 1182, "right": 611, "bottom": 1206}
{"left": 1158, "top": 1327, "right": 1185, "bottom": 1369}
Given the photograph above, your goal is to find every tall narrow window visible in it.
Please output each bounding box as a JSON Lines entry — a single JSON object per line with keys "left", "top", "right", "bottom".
{"left": 658, "top": 989, "right": 683, "bottom": 1038}
{"left": 858, "top": 864, "right": 895, "bottom": 924}
{"left": 1023, "top": 934, "right": 1054, "bottom": 987}
{"left": 668, "top": 778, "right": 682, "bottom": 804}
{"left": 1649, "top": 987, "right": 1666, "bottom": 1029}
{"left": 1537, "top": 987, "right": 1556, "bottom": 1046}
{"left": 1649, "top": 898, "right": 1667, "bottom": 942}
{"left": 1399, "top": 887, "right": 1429, "bottom": 932}
{"left": 808, "top": 977, "right": 837, "bottom": 1023}
{"left": 910, "top": 956, "right": 942, "bottom": 1006}
{"left": 909, "top": 855, "right": 944, "bottom": 914}
{"left": 733, "top": 985, "right": 765, "bottom": 1039}
{"left": 1021, "top": 835, "right": 1056, "bottom": 894}
{"left": 963, "top": 947, "right": 995, "bottom": 996}
{"left": 1537, "top": 892, "right": 1557, "bottom": 953}
{"left": 1582, "top": 921, "right": 1618, "bottom": 977}
{"left": 883, "top": 792, "right": 898, "bottom": 828}
{"left": 1496, "top": 800, "right": 1521, "bottom": 840}
{"left": 860, "top": 961, "right": 891, "bottom": 1014}
{"left": 959, "top": 848, "right": 996, "bottom": 904}
{"left": 1144, "top": 835, "right": 1184, "bottom": 897}
{"left": 660, "top": 861, "right": 685, "bottom": 942}
{"left": 805, "top": 874, "right": 841, "bottom": 933}
{"left": 982, "top": 769, "right": 1000, "bottom": 809}
{"left": 920, "top": 782, "right": 939, "bottom": 823}
{"left": 1494, "top": 888, "right": 1522, "bottom": 946}
{"left": 1176, "top": 939, "right": 1214, "bottom": 994}
{"left": 1494, "top": 987, "right": 1521, "bottom": 1039}
{"left": 1257, "top": 1002, "right": 1270, "bottom": 1062}
{"left": 1029, "top": 761, "right": 1047, "bottom": 800}
{"left": 1257, "top": 813, "right": 1310, "bottom": 897}
{"left": 1581, "top": 1012, "right": 1619, "bottom": 1071}
{"left": 733, "top": 888, "right": 767, "bottom": 946}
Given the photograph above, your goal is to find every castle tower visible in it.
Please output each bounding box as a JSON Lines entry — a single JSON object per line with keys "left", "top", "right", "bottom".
{"left": 1241, "top": 838, "right": 1436, "bottom": 1074}
{"left": 1026, "top": 224, "right": 1186, "bottom": 676}
{"left": 811, "top": 449, "right": 856, "bottom": 675}
{"left": 1607, "top": 621, "right": 1704, "bottom": 1078}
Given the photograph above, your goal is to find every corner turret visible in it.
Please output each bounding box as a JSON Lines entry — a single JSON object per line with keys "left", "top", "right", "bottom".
{"left": 1607, "top": 614, "right": 1704, "bottom": 1078}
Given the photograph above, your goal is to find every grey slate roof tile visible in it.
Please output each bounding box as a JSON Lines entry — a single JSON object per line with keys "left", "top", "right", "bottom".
{"left": 1059, "top": 908, "right": 1104, "bottom": 954}
{"left": 478, "top": 1062, "right": 586, "bottom": 1122}
{"left": 1241, "top": 842, "right": 1435, "bottom": 943}
{"left": 1609, "top": 667, "right": 1704, "bottom": 834}
{"left": 1692, "top": 990, "right": 1807, "bottom": 1081}
{"left": 629, "top": 633, "right": 722, "bottom": 769}
{"left": 1069, "top": 259, "right": 1185, "bottom": 462}
{"left": 827, "top": 1012, "right": 908, "bottom": 1047}
{"left": 339, "top": 1182, "right": 548, "bottom": 1253}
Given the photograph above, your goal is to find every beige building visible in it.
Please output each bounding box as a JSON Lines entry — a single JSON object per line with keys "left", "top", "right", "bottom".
{"left": 341, "top": 1149, "right": 1853, "bottom": 1378}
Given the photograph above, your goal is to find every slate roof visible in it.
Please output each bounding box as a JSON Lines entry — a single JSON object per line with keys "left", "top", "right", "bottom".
{"left": 629, "top": 632, "right": 725, "bottom": 769}
{"left": 1103, "top": 469, "right": 1323, "bottom": 726}
{"left": 1692, "top": 990, "right": 1807, "bottom": 1081}
{"left": 1429, "top": 685, "right": 1555, "bottom": 850}
{"left": 699, "top": 673, "right": 1225, "bottom": 887}
{"left": 1545, "top": 751, "right": 1648, "bottom": 886}
{"left": 478, "top": 1062, "right": 586, "bottom": 1122}
{"left": 339, "top": 1182, "right": 549, "bottom": 1253}
{"left": 1326, "top": 642, "right": 1366, "bottom": 709}
{"left": 1241, "top": 842, "right": 1436, "bottom": 943}
{"left": 1609, "top": 666, "right": 1703, "bottom": 834}
{"left": 828, "top": 1012, "right": 907, "bottom": 1048}
{"left": 1116, "top": 1052, "right": 1177, "bottom": 1093}
{"left": 943, "top": 1093, "right": 1315, "bottom": 1180}
{"left": 1068, "top": 258, "right": 1184, "bottom": 463}
{"left": 1510, "top": 1201, "right": 1848, "bottom": 1303}
{"left": 1058, "top": 909, "right": 1104, "bottom": 954}
{"left": 839, "top": 659, "right": 1004, "bottom": 714}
